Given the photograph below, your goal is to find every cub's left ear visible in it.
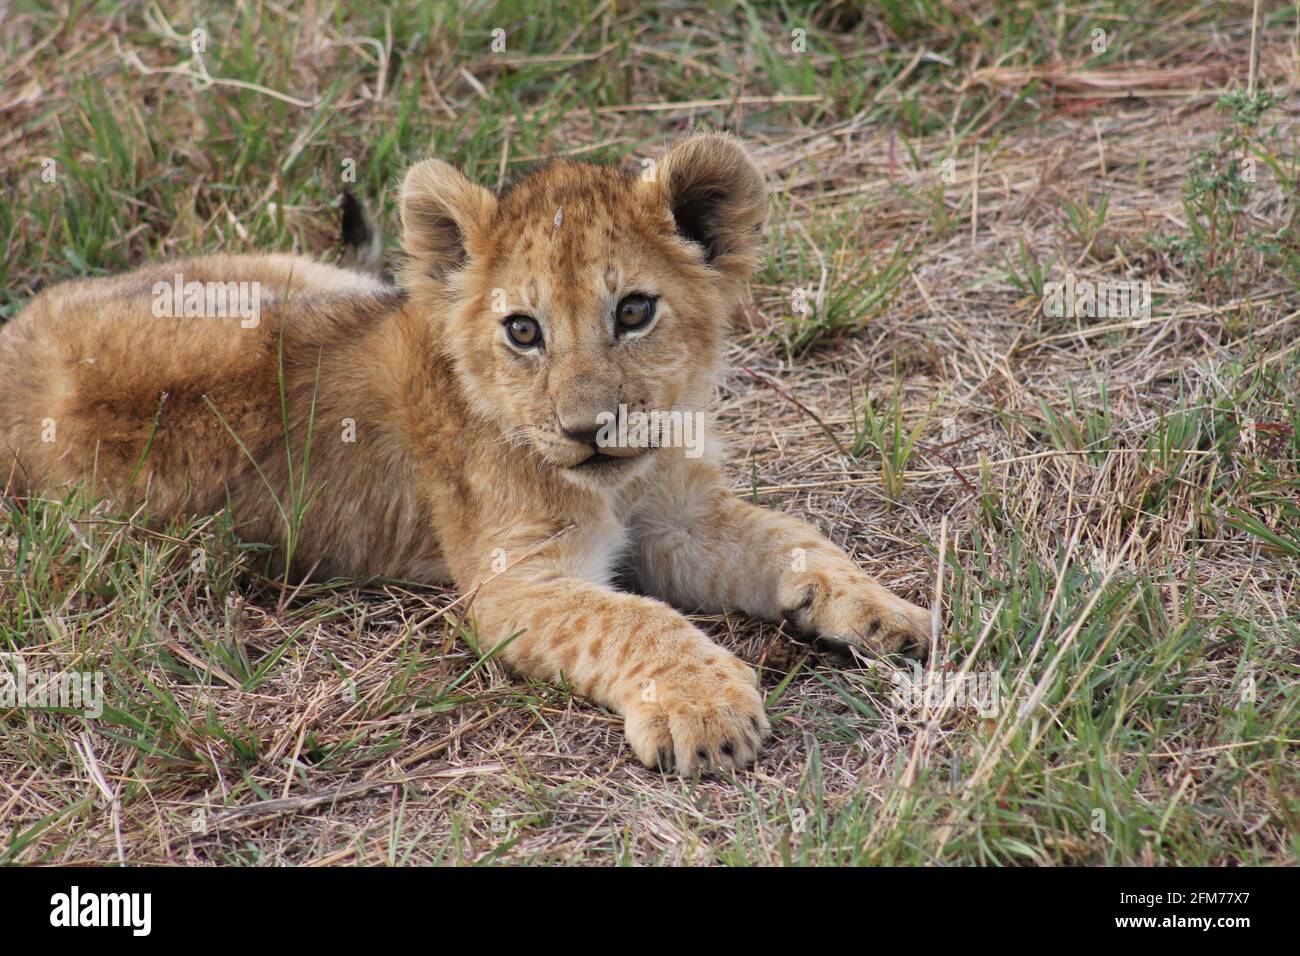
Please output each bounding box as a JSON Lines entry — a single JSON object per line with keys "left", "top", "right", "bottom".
{"left": 398, "top": 159, "right": 497, "bottom": 282}
{"left": 650, "top": 133, "right": 767, "bottom": 285}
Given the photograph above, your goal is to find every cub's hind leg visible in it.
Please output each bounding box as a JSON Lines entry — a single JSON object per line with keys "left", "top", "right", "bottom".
{"left": 1, "top": 254, "right": 388, "bottom": 518}
{"left": 0, "top": 281, "right": 284, "bottom": 518}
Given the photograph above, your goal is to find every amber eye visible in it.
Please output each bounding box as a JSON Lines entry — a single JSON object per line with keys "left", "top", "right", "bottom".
{"left": 505, "top": 315, "right": 542, "bottom": 349}
{"left": 615, "top": 294, "right": 656, "bottom": 333}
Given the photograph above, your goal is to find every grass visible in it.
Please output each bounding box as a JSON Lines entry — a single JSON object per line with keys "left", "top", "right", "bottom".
{"left": 1, "top": 0, "right": 1297, "bottom": 865}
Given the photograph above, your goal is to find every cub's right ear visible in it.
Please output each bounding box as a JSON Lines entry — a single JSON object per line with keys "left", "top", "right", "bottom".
{"left": 651, "top": 133, "right": 767, "bottom": 288}
{"left": 399, "top": 159, "right": 497, "bottom": 281}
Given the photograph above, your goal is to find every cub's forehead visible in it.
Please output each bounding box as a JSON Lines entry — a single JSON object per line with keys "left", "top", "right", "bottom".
{"left": 485, "top": 162, "right": 666, "bottom": 265}
{"left": 496, "top": 160, "right": 642, "bottom": 217}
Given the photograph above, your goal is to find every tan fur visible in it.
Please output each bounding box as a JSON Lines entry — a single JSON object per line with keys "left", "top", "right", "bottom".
{"left": 0, "top": 134, "right": 930, "bottom": 775}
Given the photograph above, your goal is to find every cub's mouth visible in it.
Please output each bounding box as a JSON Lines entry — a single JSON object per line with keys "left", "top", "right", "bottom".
{"left": 570, "top": 449, "right": 646, "bottom": 471}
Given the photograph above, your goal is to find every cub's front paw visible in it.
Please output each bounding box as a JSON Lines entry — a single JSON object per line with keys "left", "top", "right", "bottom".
{"left": 622, "top": 637, "right": 770, "bottom": 776}
{"left": 785, "top": 571, "right": 931, "bottom": 660}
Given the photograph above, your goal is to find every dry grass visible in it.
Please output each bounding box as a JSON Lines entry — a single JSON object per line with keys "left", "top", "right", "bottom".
{"left": 1, "top": 1, "right": 1297, "bottom": 865}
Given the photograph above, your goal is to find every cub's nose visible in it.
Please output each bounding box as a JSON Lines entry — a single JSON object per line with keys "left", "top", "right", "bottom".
{"left": 559, "top": 425, "right": 604, "bottom": 448}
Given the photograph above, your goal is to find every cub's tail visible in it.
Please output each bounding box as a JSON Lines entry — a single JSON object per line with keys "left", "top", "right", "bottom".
{"left": 340, "top": 191, "right": 385, "bottom": 278}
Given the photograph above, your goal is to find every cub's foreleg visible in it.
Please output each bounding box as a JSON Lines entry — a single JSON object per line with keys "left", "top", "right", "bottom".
{"left": 631, "top": 460, "right": 932, "bottom": 658}
{"left": 461, "top": 537, "right": 769, "bottom": 775}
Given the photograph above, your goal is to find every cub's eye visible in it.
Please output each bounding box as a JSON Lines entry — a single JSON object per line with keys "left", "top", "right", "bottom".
{"left": 504, "top": 315, "right": 542, "bottom": 349}
{"left": 615, "top": 294, "right": 656, "bottom": 333}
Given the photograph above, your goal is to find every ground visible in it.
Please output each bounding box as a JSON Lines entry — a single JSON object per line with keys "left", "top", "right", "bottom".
{"left": 0, "top": 1, "right": 1297, "bottom": 865}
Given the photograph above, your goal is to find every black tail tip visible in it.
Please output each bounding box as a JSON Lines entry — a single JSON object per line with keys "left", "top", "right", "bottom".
{"left": 340, "top": 191, "right": 371, "bottom": 250}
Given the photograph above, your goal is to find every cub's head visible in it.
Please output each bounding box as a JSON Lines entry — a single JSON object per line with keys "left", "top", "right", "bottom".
{"left": 397, "top": 133, "right": 766, "bottom": 487}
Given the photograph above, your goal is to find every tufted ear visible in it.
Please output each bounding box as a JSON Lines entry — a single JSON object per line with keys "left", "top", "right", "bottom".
{"left": 652, "top": 133, "right": 767, "bottom": 284}
{"left": 398, "top": 159, "right": 497, "bottom": 281}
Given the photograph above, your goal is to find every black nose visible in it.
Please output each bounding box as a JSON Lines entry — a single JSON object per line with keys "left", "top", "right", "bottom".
{"left": 561, "top": 427, "right": 602, "bottom": 447}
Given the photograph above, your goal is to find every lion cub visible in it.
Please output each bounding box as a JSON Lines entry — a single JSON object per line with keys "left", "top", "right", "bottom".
{"left": 0, "top": 134, "right": 930, "bottom": 774}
